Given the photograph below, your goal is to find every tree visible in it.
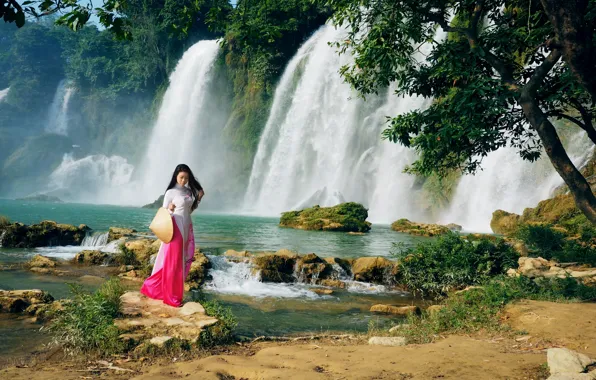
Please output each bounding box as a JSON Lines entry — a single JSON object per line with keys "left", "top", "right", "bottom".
{"left": 325, "top": 0, "right": 596, "bottom": 224}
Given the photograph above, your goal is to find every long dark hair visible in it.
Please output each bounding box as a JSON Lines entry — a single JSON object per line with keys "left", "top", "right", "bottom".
{"left": 166, "top": 164, "right": 203, "bottom": 210}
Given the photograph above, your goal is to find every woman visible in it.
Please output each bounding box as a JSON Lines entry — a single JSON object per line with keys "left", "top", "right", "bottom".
{"left": 141, "top": 164, "right": 204, "bottom": 307}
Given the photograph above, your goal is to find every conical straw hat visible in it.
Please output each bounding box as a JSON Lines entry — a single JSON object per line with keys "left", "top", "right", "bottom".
{"left": 149, "top": 207, "right": 174, "bottom": 243}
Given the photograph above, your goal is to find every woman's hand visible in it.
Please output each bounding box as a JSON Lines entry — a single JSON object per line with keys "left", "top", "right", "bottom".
{"left": 168, "top": 203, "right": 176, "bottom": 212}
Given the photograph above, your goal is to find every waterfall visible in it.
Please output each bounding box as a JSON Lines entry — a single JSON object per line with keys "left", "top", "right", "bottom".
{"left": 81, "top": 232, "right": 109, "bottom": 247}
{"left": 46, "top": 80, "right": 74, "bottom": 136}
{"left": 47, "top": 154, "right": 135, "bottom": 204}
{"left": 442, "top": 129, "right": 594, "bottom": 232}
{"left": 244, "top": 25, "right": 433, "bottom": 223}
{"left": 0, "top": 87, "right": 9, "bottom": 102}
{"left": 138, "top": 40, "right": 224, "bottom": 203}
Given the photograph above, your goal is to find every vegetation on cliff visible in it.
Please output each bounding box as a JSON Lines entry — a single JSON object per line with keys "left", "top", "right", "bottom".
{"left": 280, "top": 202, "right": 372, "bottom": 232}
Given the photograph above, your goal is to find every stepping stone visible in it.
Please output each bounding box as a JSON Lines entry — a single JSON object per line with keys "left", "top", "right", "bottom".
{"left": 150, "top": 336, "right": 173, "bottom": 347}
{"left": 179, "top": 302, "right": 206, "bottom": 316}
{"left": 368, "top": 337, "right": 406, "bottom": 346}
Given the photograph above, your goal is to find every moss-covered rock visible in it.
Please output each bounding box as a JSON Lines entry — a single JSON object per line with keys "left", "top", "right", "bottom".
{"left": 0, "top": 289, "right": 54, "bottom": 313}
{"left": 73, "top": 250, "right": 108, "bottom": 265}
{"left": 294, "top": 253, "right": 332, "bottom": 283}
{"left": 280, "top": 202, "right": 372, "bottom": 232}
{"left": 252, "top": 250, "right": 298, "bottom": 283}
{"left": 490, "top": 210, "right": 522, "bottom": 235}
{"left": 123, "top": 239, "right": 159, "bottom": 265}
{"left": 390, "top": 218, "right": 449, "bottom": 237}
{"left": 108, "top": 227, "right": 136, "bottom": 242}
{"left": 186, "top": 253, "right": 211, "bottom": 288}
{"left": 351, "top": 257, "right": 397, "bottom": 284}
{"left": 0, "top": 220, "right": 90, "bottom": 248}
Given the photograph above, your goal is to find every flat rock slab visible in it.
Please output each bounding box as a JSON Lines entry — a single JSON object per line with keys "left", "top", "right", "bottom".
{"left": 368, "top": 336, "right": 407, "bottom": 346}
{"left": 114, "top": 291, "right": 218, "bottom": 344}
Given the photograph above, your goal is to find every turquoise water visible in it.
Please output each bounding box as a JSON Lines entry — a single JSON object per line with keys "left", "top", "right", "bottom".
{"left": 0, "top": 199, "right": 428, "bottom": 358}
{"left": 0, "top": 199, "right": 427, "bottom": 258}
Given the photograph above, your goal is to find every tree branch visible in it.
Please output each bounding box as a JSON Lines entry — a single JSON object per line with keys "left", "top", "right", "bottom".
{"left": 569, "top": 97, "right": 594, "bottom": 130}
{"left": 524, "top": 48, "right": 562, "bottom": 96}
{"left": 549, "top": 110, "right": 596, "bottom": 145}
{"left": 470, "top": 0, "right": 485, "bottom": 37}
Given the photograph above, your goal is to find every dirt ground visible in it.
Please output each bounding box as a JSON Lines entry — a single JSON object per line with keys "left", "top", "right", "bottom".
{"left": 1, "top": 300, "right": 595, "bottom": 380}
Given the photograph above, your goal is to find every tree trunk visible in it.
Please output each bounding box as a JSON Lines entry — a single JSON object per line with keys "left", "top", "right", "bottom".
{"left": 519, "top": 93, "right": 596, "bottom": 224}
{"left": 540, "top": 0, "right": 596, "bottom": 102}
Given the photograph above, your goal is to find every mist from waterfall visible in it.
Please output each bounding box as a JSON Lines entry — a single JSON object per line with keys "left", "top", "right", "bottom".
{"left": 138, "top": 40, "right": 227, "bottom": 205}
{"left": 46, "top": 79, "right": 74, "bottom": 136}
{"left": 0, "top": 87, "right": 9, "bottom": 102}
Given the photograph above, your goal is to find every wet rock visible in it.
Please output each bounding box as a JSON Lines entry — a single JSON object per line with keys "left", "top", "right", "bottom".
{"left": 547, "top": 347, "right": 595, "bottom": 375}
{"left": 0, "top": 289, "right": 54, "bottom": 313}
{"left": 351, "top": 257, "right": 396, "bottom": 284}
{"left": 108, "top": 227, "right": 136, "bottom": 242}
{"left": 445, "top": 223, "right": 463, "bottom": 232}
{"left": 73, "top": 250, "right": 108, "bottom": 265}
{"left": 252, "top": 251, "right": 298, "bottom": 283}
{"left": 25, "top": 300, "right": 65, "bottom": 321}
{"left": 224, "top": 249, "right": 251, "bottom": 263}
{"left": 368, "top": 337, "right": 406, "bottom": 346}
{"left": 390, "top": 218, "right": 449, "bottom": 237}
{"left": 323, "top": 257, "right": 353, "bottom": 276}
{"left": 295, "top": 253, "right": 332, "bottom": 283}
{"left": 370, "top": 304, "right": 420, "bottom": 316}
{"left": 0, "top": 220, "right": 90, "bottom": 248}
{"left": 124, "top": 239, "right": 158, "bottom": 264}
{"left": 26, "top": 254, "right": 57, "bottom": 269}
{"left": 317, "top": 279, "right": 347, "bottom": 289}
{"left": 311, "top": 288, "right": 334, "bottom": 296}
{"left": 186, "top": 253, "right": 211, "bottom": 288}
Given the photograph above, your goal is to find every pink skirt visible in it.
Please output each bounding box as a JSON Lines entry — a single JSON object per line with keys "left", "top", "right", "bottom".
{"left": 140, "top": 218, "right": 195, "bottom": 307}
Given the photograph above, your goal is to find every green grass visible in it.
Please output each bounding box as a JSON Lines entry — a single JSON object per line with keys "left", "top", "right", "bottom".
{"left": 114, "top": 243, "right": 140, "bottom": 266}
{"left": 49, "top": 278, "right": 125, "bottom": 356}
{"left": 193, "top": 291, "right": 238, "bottom": 348}
{"left": 381, "top": 276, "right": 596, "bottom": 344}
{"left": 392, "top": 232, "right": 519, "bottom": 298}
{"left": 0, "top": 215, "right": 10, "bottom": 227}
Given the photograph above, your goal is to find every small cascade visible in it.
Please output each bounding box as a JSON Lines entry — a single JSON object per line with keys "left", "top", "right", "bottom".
{"left": 46, "top": 79, "right": 74, "bottom": 136}
{"left": 204, "top": 256, "right": 317, "bottom": 298}
{"left": 0, "top": 231, "right": 6, "bottom": 247}
{"left": 0, "top": 87, "right": 9, "bottom": 102}
{"left": 81, "top": 232, "right": 109, "bottom": 247}
{"left": 102, "top": 239, "right": 123, "bottom": 254}
{"left": 329, "top": 263, "right": 352, "bottom": 281}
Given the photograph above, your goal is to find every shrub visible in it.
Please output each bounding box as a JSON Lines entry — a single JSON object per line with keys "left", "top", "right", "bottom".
{"left": 49, "top": 278, "right": 125, "bottom": 356}
{"left": 114, "top": 243, "right": 140, "bottom": 266}
{"left": 193, "top": 291, "right": 237, "bottom": 348}
{"left": 0, "top": 215, "right": 10, "bottom": 227}
{"left": 392, "top": 232, "right": 518, "bottom": 298}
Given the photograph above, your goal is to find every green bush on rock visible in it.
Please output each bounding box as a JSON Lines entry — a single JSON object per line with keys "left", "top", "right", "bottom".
{"left": 280, "top": 203, "right": 372, "bottom": 232}
{"left": 49, "top": 278, "right": 125, "bottom": 356}
{"left": 392, "top": 233, "right": 519, "bottom": 298}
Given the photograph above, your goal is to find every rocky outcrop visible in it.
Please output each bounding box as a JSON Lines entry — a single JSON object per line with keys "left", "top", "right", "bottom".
{"left": 186, "top": 253, "right": 211, "bottom": 288}
{"left": 490, "top": 210, "right": 522, "bottom": 235}
{"left": 295, "top": 253, "right": 332, "bottom": 283}
{"left": 390, "top": 219, "right": 450, "bottom": 237}
{"left": 0, "top": 289, "right": 54, "bottom": 313}
{"left": 24, "top": 254, "right": 67, "bottom": 275}
{"left": 509, "top": 257, "right": 596, "bottom": 283}
{"left": 114, "top": 291, "right": 218, "bottom": 347}
{"left": 108, "top": 227, "right": 136, "bottom": 242}
{"left": 123, "top": 239, "right": 159, "bottom": 265}
{"left": 351, "top": 257, "right": 397, "bottom": 284}
{"left": 253, "top": 250, "right": 298, "bottom": 283}
{"left": 0, "top": 220, "right": 90, "bottom": 248}
{"left": 15, "top": 194, "right": 63, "bottom": 203}
{"left": 546, "top": 347, "right": 596, "bottom": 379}
{"left": 142, "top": 195, "right": 164, "bottom": 209}
{"left": 73, "top": 250, "right": 108, "bottom": 265}
{"left": 280, "top": 203, "right": 372, "bottom": 233}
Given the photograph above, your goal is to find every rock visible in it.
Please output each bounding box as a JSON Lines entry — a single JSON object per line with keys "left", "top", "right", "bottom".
{"left": 108, "top": 227, "right": 136, "bottom": 242}
{"left": 312, "top": 288, "right": 334, "bottom": 295}
{"left": 317, "top": 279, "right": 347, "bottom": 288}
{"left": 426, "top": 305, "right": 445, "bottom": 316}
{"left": 295, "top": 253, "right": 332, "bottom": 283}
{"left": 149, "top": 336, "right": 174, "bottom": 347}
{"left": 351, "top": 257, "right": 396, "bottom": 284}
{"left": 73, "top": 250, "right": 107, "bottom": 265}
{"left": 547, "top": 373, "right": 596, "bottom": 380}
{"left": 124, "top": 239, "right": 158, "bottom": 264}
{"left": 186, "top": 253, "right": 211, "bottom": 288}
{"left": 252, "top": 252, "right": 298, "bottom": 283}
{"left": 517, "top": 257, "right": 551, "bottom": 278}
{"left": 224, "top": 249, "right": 250, "bottom": 257}
{"left": 445, "top": 223, "right": 463, "bottom": 232}
{"left": 348, "top": 232, "right": 366, "bottom": 235}
{"left": 279, "top": 203, "right": 372, "bottom": 233}
{"left": 454, "top": 286, "right": 484, "bottom": 294}
{"left": 26, "top": 254, "right": 56, "bottom": 269}
{"left": 0, "top": 290, "right": 54, "bottom": 313}
{"left": 323, "top": 257, "right": 353, "bottom": 275}
{"left": 507, "top": 238, "right": 529, "bottom": 256}
{"left": 370, "top": 304, "right": 420, "bottom": 316}
{"left": 368, "top": 337, "right": 406, "bottom": 346}
{"left": 547, "top": 348, "right": 595, "bottom": 375}
{"left": 389, "top": 324, "right": 409, "bottom": 333}
{"left": 490, "top": 210, "right": 522, "bottom": 235}
{"left": 507, "top": 268, "right": 519, "bottom": 277}
{"left": 0, "top": 220, "right": 90, "bottom": 248}
{"left": 390, "top": 218, "right": 449, "bottom": 237}
{"left": 25, "top": 300, "right": 64, "bottom": 321}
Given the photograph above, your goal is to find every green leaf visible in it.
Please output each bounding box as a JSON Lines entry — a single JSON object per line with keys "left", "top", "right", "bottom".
{"left": 15, "top": 10, "right": 25, "bottom": 27}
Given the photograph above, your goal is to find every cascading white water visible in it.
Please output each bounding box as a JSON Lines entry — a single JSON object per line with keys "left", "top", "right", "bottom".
{"left": 244, "top": 25, "right": 433, "bottom": 223}
{"left": 442, "top": 129, "right": 594, "bottom": 232}
{"left": 47, "top": 154, "right": 135, "bottom": 204}
{"left": 81, "top": 232, "right": 109, "bottom": 247}
{"left": 46, "top": 79, "right": 74, "bottom": 135}
{"left": 0, "top": 87, "right": 9, "bottom": 102}
{"left": 139, "top": 40, "right": 223, "bottom": 203}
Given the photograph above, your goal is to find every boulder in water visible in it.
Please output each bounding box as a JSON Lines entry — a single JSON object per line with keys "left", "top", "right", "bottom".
{"left": 73, "top": 250, "right": 108, "bottom": 265}
{"left": 351, "top": 257, "right": 397, "bottom": 284}
{"left": 0, "top": 220, "right": 90, "bottom": 248}
{"left": 294, "top": 253, "right": 332, "bottom": 283}
{"left": 369, "top": 304, "right": 420, "bottom": 316}
{"left": 280, "top": 203, "right": 372, "bottom": 233}
{"left": 186, "top": 253, "right": 211, "bottom": 289}
{"left": 0, "top": 289, "right": 54, "bottom": 313}
{"left": 252, "top": 251, "right": 299, "bottom": 283}
{"left": 390, "top": 218, "right": 449, "bottom": 237}
{"left": 108, "top": 227, "right": 136, "bottom": 242}
{"left": 123, "top": 239, "right": 159, "bottom": 265}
